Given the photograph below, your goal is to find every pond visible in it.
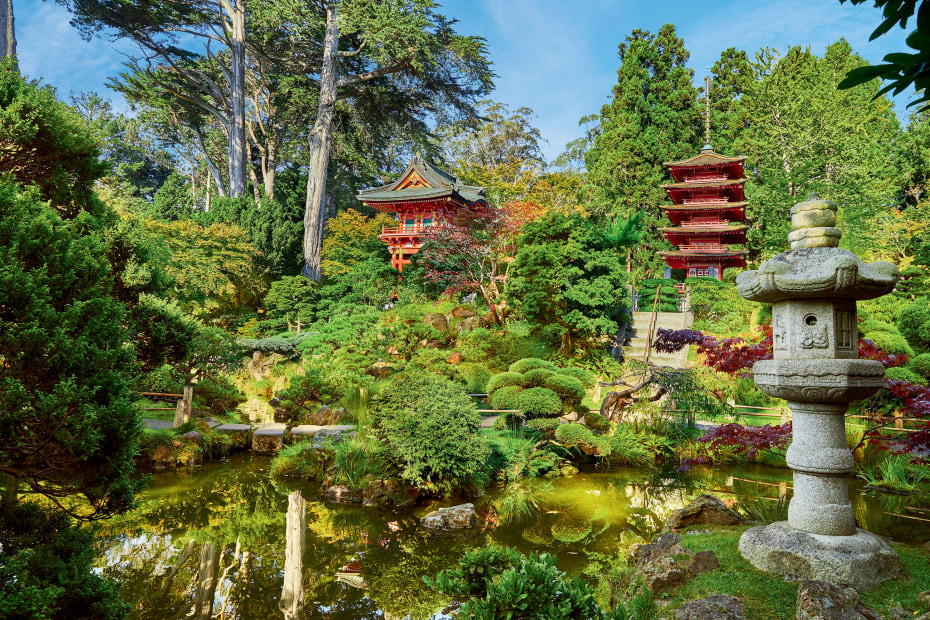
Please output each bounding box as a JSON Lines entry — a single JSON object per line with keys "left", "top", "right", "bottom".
{"left": 96, "top": 455, "right": 930, "bottom": 619}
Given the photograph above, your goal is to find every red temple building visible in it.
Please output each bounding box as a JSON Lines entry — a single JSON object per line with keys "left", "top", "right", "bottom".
{"left": 657, "top": 145, "right": 749, "bottom": 280}
{"left": 357, "top": 156, "right": 487, "bottom": 272}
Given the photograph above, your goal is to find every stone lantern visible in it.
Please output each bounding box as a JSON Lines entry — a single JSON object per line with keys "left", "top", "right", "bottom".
{"left": 735, "top": 193, "right": 903, "bottom": 590}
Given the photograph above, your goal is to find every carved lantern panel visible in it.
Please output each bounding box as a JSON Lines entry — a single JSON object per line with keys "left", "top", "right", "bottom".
{"left": 771, "top": 299, "right": 857, "bottom": 361}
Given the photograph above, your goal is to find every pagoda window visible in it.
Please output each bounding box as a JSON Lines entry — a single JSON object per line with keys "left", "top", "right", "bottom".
{"left": 423, "top": 217, "right": 433, "bottom": 228}
{"left": 404, "top": 218, "right": 416, "bottom": 231}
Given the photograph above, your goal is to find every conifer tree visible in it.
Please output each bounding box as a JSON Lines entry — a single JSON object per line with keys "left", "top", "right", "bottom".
{"left": 584, "top": 24, "right": 701, "bottom": 280}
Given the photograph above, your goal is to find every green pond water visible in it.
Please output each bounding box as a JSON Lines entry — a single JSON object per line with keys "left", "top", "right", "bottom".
{"left": 97, "top": 455, "right": 930, "bottom": 619}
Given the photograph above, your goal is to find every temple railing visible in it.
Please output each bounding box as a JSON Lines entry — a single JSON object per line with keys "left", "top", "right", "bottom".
{"left": 381, "top": 224, "right": 434, "bottom": 236}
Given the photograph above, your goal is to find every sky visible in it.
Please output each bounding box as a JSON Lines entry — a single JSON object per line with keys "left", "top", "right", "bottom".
{"left": 16, "top": 0, "right": 914, "bottom": 162}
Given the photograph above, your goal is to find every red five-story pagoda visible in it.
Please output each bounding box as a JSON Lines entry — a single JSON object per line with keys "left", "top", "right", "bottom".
{"left": 657, "top": 78, "right": 748, "bottom": 280}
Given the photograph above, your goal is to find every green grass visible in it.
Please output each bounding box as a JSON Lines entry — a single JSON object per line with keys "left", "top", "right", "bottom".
{"left": 661, "top": 526, "right": 930, "bottom": 619}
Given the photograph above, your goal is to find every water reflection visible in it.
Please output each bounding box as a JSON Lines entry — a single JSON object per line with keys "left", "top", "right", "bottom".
{"left": 98, "top": 456, "right": 929, "bottom": 620}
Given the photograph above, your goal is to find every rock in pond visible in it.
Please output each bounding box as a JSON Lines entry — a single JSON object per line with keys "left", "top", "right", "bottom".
{"left": 796, "top": 581, "right": 882, "bottom": 620}
{"left": 321, "top": 484, "right": 361, "bottom": 504}
{"left": 215, "top": 423, "right": 253, "bottom": 448}
{"left": 666, "top": 494, "right": 745, "bottom": 529}
{"left": 252, "top": 423, "right": 286, "bottom": 454}
{"left": 674, "top": 595, "right": 744, "bottom": 620}
{"left": 420, "top": 503, "right": 477, "bottom": 530}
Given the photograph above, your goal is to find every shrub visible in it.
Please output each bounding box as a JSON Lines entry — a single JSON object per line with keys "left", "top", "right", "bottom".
{"left": 424, "top": 546, "right": 623, "bottom": 620}
{"left": 885, "top": 366, "right": 928, "bottom": 387}
{"left": 369, "top": 374, "right": 491, "bottom": 494}
{"left": 898, "top": 298, "right": 930, "bottom": 353}
{"left": 527, "top": 418, "right": 560, "bottom": 435}
{"left": 859, "top": 319, "right": 897, "bottom": 336}
{"left": 606, "top": 426, "right": 654, "bottom": 466}
{"left": 867, "top": 331, "right": 915, "bottom": 357}
{"left": 909, "top": 353, "right": 930, "bottom": 380}
{"left": 523, "top": 367, "right": 556, "bottom": 387}
{"left": 511, "top": 387, "right": 563, "bottom": 418}
{"left": 269, "top": 443, "right": 332, "bottom": 479}
{"left": 584, "top": 411, "right": 610, "bottom": 432}
{"left": 545, "top": 374, "right": 587, "bottom": 411}
{"left": 555, "top": 423, "right": 607, "bottom": 456}
{"left": 556, "top": 366, "right": 596, "bottom": 388}
{"left": 0, "top": 503, "right": 129, "bottom": 620}
{"left": 508, "top": 357, "right": 556, "bottom": 374}
{"left": 486, "top": 372, "right": 525, "bottom": 395}
{"left": 458, "top": 362, "right": 492, "bottom": 393}
{"left": 491, "top": 385, "right": 523, "bottom": 410}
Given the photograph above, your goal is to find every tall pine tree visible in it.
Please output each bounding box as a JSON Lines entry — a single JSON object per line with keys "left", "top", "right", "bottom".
{"left": 584, "top": 24, "right": 701, "bottom": 281}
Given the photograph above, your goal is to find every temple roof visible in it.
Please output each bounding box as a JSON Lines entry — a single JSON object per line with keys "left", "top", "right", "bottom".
{"left": 662, "top": 178, "right": 746, "bottom": 190}
{"left": 357, "top": 156, "right": 487, "bottom": 205}
{"left": 660, "top": 224, "right": 748, "bottom": 234}
{"left": 664, "top": 148, "right": 746, "bottom": 168}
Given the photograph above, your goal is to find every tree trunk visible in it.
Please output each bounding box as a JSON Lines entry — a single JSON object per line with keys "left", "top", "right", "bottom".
{"left": 264, "top": 136, "right": 277, "bottom": 200}
{"left": 0, "top": 0, "right": 14, "bottom": 61}
{"left": 227, "top": 0, "right": 248, "bottom": 198}
{"left": 301, "top": 1, "right": 340, "bottom": 281}
{"left": 279, "top": 491, "right": 306, "bottom": 620}
{"left": 194, "top": 542, "right": 220, "bottom": 620}
{"left": 248, "top": 163, "right": 261, "bottom": 203}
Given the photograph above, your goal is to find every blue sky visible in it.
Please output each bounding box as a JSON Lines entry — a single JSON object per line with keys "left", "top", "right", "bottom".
{"left": 17, "top": 0, "right": 913, "bottom": 162}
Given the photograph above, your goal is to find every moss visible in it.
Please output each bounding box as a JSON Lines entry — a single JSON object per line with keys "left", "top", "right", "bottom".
{"left": 508, "top": 357, "right": 556, "bottom": 374}
{"left": 511, "top": 387, "right": 562, "bottom": 418}
{"left": 550, "top": 517, "right": 593, "bottom": 544}
{"left": 486, "top": 372, "right": 525, "bottom": 395}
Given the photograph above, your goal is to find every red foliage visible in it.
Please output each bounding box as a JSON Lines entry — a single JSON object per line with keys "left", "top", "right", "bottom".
{"left": 699, "top": 422, "right": 793, "bottom": 459}
{"left": 858, "top": 338, "right": 908, "bottom": 368}
{"left": 653, "top": 326, "right": 773, "bottom": 374}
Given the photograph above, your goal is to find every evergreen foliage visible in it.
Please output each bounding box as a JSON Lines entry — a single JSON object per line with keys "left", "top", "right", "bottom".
{"left": 510, "top": 387, "right": 563, "bottom": 419}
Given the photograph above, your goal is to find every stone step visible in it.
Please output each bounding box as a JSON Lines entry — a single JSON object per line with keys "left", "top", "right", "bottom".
{"left": 252, "top": 423, "right": 287, "bottom": 454}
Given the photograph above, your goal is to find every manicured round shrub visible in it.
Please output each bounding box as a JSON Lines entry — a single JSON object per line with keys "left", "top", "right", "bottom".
{"left": 508, "top": 357, "right": 556, "bottom": 374}
{"left": 898, "top": 299, "right": 930, "bottom": 353}
{"left": 511, "top": 387, "right": 562, "bottom": 418}
{"left": 885, "top": 366, "right": 928, "bottom": 387}
{"left": 526, "top": 417, "right": 559, "bottom": 435}
{"left": 555, "top": 366, "right": 596, "bottom": 388}
{"left": 458, "top": 362, "right": 492, "bottom": 393}
{"left": 491, "top": 385, "right": 523, "bottom": 410}
{"left": 584, "top": 411, "right": 610, "bottom": 432}
{"left": 523, "top": 367, "right": 556, "bottom": 387}
{"left": 866, "top": 331, "right": 915, "bottom": 358}
{"left": 554, "top": 423, "right": 607, "bottom": 456}
{"left": 909, "top": 353, "right": 930, "bottom": 380}
{"left": 545, "top": 374, "right": 587, "bottom": 411}
{"left": 486, "top": 372, "right": 525, "bottom": 395}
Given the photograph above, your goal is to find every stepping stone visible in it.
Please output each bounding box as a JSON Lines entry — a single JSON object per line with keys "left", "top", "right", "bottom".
{"left": 290, "top": 425, "right": 325, "bottom": 439}
{"left": 215, "top": 423, "right": 253, "bottom": 449}
{"left": 252, "top": 423, "right": 286, "bottom": 453}
{"left": 321, "top": 424, "right": 356, "bottom": 432}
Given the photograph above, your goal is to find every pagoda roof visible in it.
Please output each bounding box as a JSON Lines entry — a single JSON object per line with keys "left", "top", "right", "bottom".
{"left": 664, "top": 148, "right": 746, "bottom": 168}
{"left": 660, "top": 201, "right": 748, "bottom": 211}
{"left": 662, "top": 178, "right": 746, "bottom": 191}
{"left": 357, "top": 156, "right": 487, "bottom": 206}
{"left": 659, "top": 224, "right": 748, "bottom": 234}
{"left": 658, "top": 249, "right": 748, "bottom": 259}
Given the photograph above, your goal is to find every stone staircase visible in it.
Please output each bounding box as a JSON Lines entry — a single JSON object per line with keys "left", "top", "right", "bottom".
{"left": 622, "top": 311, "right": 694, "bottom": 368}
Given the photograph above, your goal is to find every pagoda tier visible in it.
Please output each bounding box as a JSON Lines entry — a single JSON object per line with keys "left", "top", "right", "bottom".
{"left": 357, "top": 156, "right": 487, "bottom": 272}
{"left": 659, "top": 146, "right": 749, "bottom": 280}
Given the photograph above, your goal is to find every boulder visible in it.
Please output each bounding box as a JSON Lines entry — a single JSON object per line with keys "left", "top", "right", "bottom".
{"left": 446, "top": 351, "right": 464, "bottom": 364}
{"left": 365, "top": 361, "right": 394, "bottom": 379}
{"left": 181, "top": 430, "right": 202, "bottom": 444}
{"left": 322, "top": 484, "right": 361, "bottom": 504}
{"left": 686, "top": 550, "right": 720, "bottom": 576}
{"left": 674, "top": 595, "right": 744, "bottom": 620}
{"left": 452, "top": 306, "right": 477, "bottom": 319}
{"left": 423, "top": 313, "right": 448, "bottom": 332}
{"left": 919, "top": 591, "right": 930, "bottom": 606}
{"left": 153, "top": 444, "right": 174, "bottom": 466}
{"left": 314, "top": 405, "right": 332, "bottom": 425}
{"left": 252, "top": 424, "right": 286, "bottom": 454}
{"left": 631, "top": 532, "right": 688, "bottom": 568}
{"left": 457, "top": 316, "right": 481, "bottom": 333}
{"left": 666, "top": 494, "right": 745, "bottom": 529}
{"left": 215, "top": 423, "right": 253, "bottom": 449}
{"left": 796, "top": 581, "right": 882, "bottom": 620}
{"left": 420, "top": 503, "right": 477, "bottom": 530}
{"left": 560, "top": 465, "right": 580, "bottom": 477}
{"left": 641, "top": 555, "right": 687, "bottom": 594}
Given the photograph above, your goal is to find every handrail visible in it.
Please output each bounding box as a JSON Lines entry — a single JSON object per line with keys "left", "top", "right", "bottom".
{"left": 642, "top": 285, "right": 662, "bottom": 364}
